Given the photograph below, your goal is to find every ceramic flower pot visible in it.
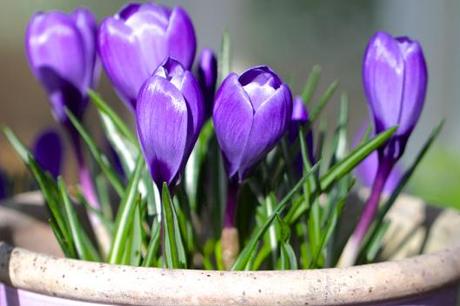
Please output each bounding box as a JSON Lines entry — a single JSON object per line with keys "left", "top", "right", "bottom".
{"left": 0, "top": 191, "right": 459, "bottom": 306}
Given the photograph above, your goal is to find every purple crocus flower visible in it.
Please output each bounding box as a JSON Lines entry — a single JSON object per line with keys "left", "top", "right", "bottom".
{"left": 99, "top": 2, "right": 197, "bottom": 110}
{"left": 136, "top": 58, "right": 204, "bottom": 187}
{"left": 26, "top": 8, "right": 101, "bottom": 211}
{"left": 25, "top": 8, "right": 98, "bottom": 126}
{"left": 339, "top": 32, "right": 427, "bottom": 267}
{"left": 33, "top": 129, "right": 64, "bottom": 179}
{"left": 363, "top": 31, "right": 427, "bottom": 161}
{"left": 196, "top": 48, "right": 217, "bottom": 116}
{"left": 213, "top": 66, "right": 292, "bottom": 183}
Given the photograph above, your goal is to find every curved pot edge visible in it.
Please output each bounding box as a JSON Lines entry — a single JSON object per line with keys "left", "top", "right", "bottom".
{"left": 0, "top": 242, "right": 459, "bottom": 305}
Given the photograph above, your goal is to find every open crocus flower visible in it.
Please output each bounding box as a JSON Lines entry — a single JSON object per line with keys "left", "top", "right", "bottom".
{"left": 33, "top": 129, "right": 64, "bottom": 179}
{"left": 25, "top": 8, "right": 98, "bottom": 127}
{"left": 213, "top": 66, "right": 292, "bottom": 182}
{"left": 363, "top": 31, "right": 428, "bottom": 161}
{"left": 136, "top": 58, "right": 204, "bottom": 187}
{"left": 99, "top": 2, "right": 196, "bottom": 110}
{"left": 196, "top": 48, "right": 217, "bottom": 117}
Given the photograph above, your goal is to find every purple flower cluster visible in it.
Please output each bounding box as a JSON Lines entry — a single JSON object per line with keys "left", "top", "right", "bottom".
{"left": 24, "top": 3, "right": 428, "bottom": 258}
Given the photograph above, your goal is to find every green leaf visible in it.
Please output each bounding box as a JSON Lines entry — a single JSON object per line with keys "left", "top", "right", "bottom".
{"left": 184, "top": 120, "right": 214, "bottom": 212}
{"left": 88, "top": 90, "right": 136, "bottom": 143}
{"left": 217, "top": 31, "right": 231, "bottom": 85}
{"left": 161, "top": 183, "right": 187, "bottom": 269}
{"left": 301, "top": 65, "right": 321, "bottom": 105}
{"left": 108, "top": 155, "right": 144, "bottom": 264}
{"left": 76, "top": 190, "right": 114, "bottom": 234}
{"left": 65, "top": 108, "right": 124, "bottom": 197}
{"left": 320, "top": 127, "right": 397, "bottom": 191}
{"left": 329, "top": 93, "right": 349, "bottom": 166}
{"left": 279, "top": 242, "right": 298, "bottom": 270}
{"left": 231, "top": 163, "right": 319, "bottom": 271}
{"left": 142, "top": 220, "right": 161, "bottom": 267}
{"left": 57, "top": 178, "right": 100, "bottom": 261}
{"left": 309, "top": 80, "right": 338, "bottom": 124}
{"left": 359, "top": 120, "right": 444, "bottom": 261}
{"left": 365, "top": 221, "right": 390, "bottom": 262}
{"left": 3, "top": 127, "right": 75, "bottom": 257}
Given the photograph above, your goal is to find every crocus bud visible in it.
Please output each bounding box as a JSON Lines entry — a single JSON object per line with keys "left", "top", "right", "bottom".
{"left": 288, "top": 96, "right": 315, "bottom": 169}
{"left": 25, "top": 8, "right": 98, "bottom": 126}
{"left": 33, "top": 129, "right": 64, "bottom": 179}
{"left": 363, "top": 31, "right": 427, "bottom": 161}
{"left": 213, "top": 66, "right": 292, "bottom": 182}
{"left": 196, "top": 48, "right": 217, "bottom": 116}
{"left": 137, "top": 58, "right": 204, "bottom": 187}
{"left": 99, "top": 2, "right": 197, "bottom": 110}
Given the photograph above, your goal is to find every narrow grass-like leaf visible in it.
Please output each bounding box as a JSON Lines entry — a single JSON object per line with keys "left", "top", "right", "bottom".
{"left": 142, "top": 220, "right": 161, "bottom": 267}
{"left": 49, "top": 219, "right": 75, "bottom": 258}
{"left": 162, "top": 183, "right": 187, "bottom": 269}
{"left": 217, "top": 31, "right": 231, "bottom": 85}
{"left": 359, "top": 120, "right": 444, "bottom": 261}
{"left": 310, "top": 195, "right": 346, "bottom": 268}
{"left": 88, "top": 90, "right": 136, "bottom": 143}
{"left": 66, "top": 109, "right": 124, "bottom": 197}
{"left": 58, "top": 178, "right": 100, "bottom": 261}
{"left": 301, "top": 65, "right": 321, "bottom": 105}
{"left": 279, "top": 242, "right": 298, "bottom": 270}
{"left": 76, "top": 190, "right": 114, "bottom": 234}
{"left": 185, "top": 120, "right": 214, "bottom": 211}
{"left": 320, "top": 127, "right": 397, "bottom": 191}
{"left": 3, "top": 127, "right": 75, "bottom": 256}
{"left": 365, "top": 221, "right": 390, "bottom": 262}
{"left": 309, "top": 80, "right": 338, "bottom": 124}
{"left": 108, "top": 155, "right": 144, "bottom": 264}
{"left": 231, "top": 163, "right": 319, "bottom": 271}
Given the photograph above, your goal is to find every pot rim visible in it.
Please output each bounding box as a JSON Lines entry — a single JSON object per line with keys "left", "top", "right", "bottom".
{"left": 0, "top": 242, "right": 459, "bottom": 305}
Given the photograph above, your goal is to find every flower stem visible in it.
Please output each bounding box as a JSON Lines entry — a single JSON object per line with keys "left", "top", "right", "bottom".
{"left": 69, "top": 127, "right": 110, "bottom": 255}
{"left": 221, "top": 180, "right": 240, "bottom": 269}
{"left": 338, "top": 158, "right": 394, "bottom": 267}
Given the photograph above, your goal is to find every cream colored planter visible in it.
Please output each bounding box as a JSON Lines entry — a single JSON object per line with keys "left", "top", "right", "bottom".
{"left": 0, "top": 191, "right": 459, "bottom": 305}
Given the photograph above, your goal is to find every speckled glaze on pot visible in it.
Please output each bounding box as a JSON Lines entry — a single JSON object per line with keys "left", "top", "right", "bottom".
{"left": 0, "top": 192, "right": 459, "bottom": 306}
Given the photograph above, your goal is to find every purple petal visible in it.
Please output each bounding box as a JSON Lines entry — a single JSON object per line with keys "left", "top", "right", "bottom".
{"left": 117, "top": 3, "right": 142, "bottom": 20}
{"left": 291, "top": 96, "right": 309, "bottom": 123}
{"left": 239, "top": 84, "right": 292, "bottom": 179}
{"left": 363, "top": 32, "right": 405, "bottom": 133}
{"left": 197, "top": 48, "right": 218, "bottom": 115}
{"left": 166, "top": 6, "right": 196, "bottom": 69}
{"left": 71, "top": 8, "right": 98, "bottom": 90}
{"left": 397, "top": 37, "right": 427, "bottom": 136}
{"left": 33, "top": 128, "right": 64, "bottom": 178}
{"left": 213, "top": 73, "right": 254, "bottom": 178}
{"left": 136, "top": 76, "right": 189, "bottom": 186}
{"left": 26, "top": 12, "right": 86, "bottom": 92}
{"left": 98, "top": 18, "right": 155, "bottom": 109}
{"left": 239, "top": 66, "right": 283, "bottom": 111}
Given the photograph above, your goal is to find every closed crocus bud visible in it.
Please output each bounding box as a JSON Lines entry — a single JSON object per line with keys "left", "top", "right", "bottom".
{"left": 196, "top": 48, "right": 217, "bottom": 116}
{"left": 99, "top": 2, "right": 197, "bottom": 110}
{"left": 137, "top": 58, "right": 204, "bottom": 187}
{"left": 33, "top": 129, "right": 64, "bottom": 179}
{"left": 213, "top": 66, "right": 292, "bottom": 182}
{"left": 288, "top": 96, "right": 314, "bottom": 168}
{"left": 363, "top": 31, "right": 427, "bottom": 161}
{"left": 25, "top": 8, "right": 98, "bottom": 126}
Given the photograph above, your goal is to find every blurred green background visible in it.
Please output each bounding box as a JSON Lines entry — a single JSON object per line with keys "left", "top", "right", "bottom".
{"left": 0, "top": 0, "right": 459, "bottom": 208}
